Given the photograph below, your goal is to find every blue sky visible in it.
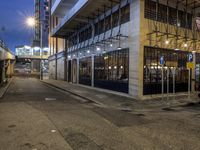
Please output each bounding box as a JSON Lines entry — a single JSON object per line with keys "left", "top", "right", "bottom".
{"left": 0, "top": 0, "right": 34, "bottom": 52}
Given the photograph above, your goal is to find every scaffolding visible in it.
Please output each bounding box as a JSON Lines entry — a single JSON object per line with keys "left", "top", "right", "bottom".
{"left": 146, "top": 0, "right": 200, "bottom": 52}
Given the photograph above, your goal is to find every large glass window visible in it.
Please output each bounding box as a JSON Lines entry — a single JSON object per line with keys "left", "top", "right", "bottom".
{"left": 79, "top": 57, "right": 92, "bottom": 86}
{"left": 144, "top": 0, "right": 193, "bottom": 29}
{"left": 121, "top": 4, "right": 130, "bottom": 24}
{"left": 94, "top": 49, "right": 129, "bottom": 93}
{"left": 195, "top": 53, "right": 200, "bottom": 90}
{"left": 144, "top": 46, "right": 189, "bottom": 95}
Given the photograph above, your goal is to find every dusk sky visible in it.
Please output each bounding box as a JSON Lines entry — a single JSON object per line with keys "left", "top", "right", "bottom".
{"left": 0, "top": 0, "right": 34, "bottom": 53}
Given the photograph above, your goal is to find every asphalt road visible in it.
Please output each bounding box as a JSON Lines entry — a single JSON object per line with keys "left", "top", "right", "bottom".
{"left": 0, "top": 77, "right": 200, "bottom": 150}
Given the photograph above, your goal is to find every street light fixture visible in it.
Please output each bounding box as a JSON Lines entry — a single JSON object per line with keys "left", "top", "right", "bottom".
{"left": 26, "top": 17, "right": 35, "bottom": 27}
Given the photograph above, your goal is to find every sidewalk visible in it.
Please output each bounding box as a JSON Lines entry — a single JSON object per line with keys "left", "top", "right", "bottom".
{"left": 41, "top": 79, "right": 200, "bottom": 111}
{"left": 0, "top": 78, "right": 13, "bottom": 98}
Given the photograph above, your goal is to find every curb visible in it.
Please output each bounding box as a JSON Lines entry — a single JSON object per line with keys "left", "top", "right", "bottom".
{"left": 40, "top": 80, "right": 104, "bottom": 106}
{"left": 0, "top": 78, "right": 13, "bottom": 98}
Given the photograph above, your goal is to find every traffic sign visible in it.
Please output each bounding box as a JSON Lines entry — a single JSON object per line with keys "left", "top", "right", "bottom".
{"left": 187, "top": 62, "right": 194, "bottom": 69}
{"left": 188, "top": 53, "right": 193, "bottom": 62}
{"left": 160, "top": 56, "right": 164, "bottom": 65}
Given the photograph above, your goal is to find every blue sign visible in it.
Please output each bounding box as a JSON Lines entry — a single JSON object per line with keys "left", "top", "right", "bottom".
{"left": 160, "top": 56, "right": 164, "bottom": 65}
{"left": 188, "top": 53, "right": 193, "bottom": 62}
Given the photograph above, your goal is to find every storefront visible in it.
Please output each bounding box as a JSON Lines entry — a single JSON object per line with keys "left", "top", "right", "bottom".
{"left": 94, "top": 49, "right": 129, "bottom": 93}
{"left": 143, "top": 46, "right": 190, "bottom": 95}
{"left": 195, "top": 53, "right": 200, "bottom": 90}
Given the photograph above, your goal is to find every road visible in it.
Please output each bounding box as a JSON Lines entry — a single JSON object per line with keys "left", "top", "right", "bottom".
{"left": 0, "top": 77, "right": 200, "bottom": 150}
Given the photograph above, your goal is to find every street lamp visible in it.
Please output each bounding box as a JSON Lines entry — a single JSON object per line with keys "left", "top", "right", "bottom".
{"left": 26, "top": 17, "right": 35, "bottom": 27}
{"left": 26, "top": 17, "right": 43, "bottom": 80}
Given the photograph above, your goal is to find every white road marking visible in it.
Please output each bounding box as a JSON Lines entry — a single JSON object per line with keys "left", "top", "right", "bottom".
{"left": 45, "top": 98, "right": 57, "bottom": 101}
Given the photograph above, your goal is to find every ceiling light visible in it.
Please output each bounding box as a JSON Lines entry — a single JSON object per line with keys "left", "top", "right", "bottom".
{"left": 165, "top": 40, "right": 169, "bottom": 45}
{"left": 96, "top": 47, "right": 100, "bottom": 51}
{"left": 184, "top": 43, "right": 188, "bottom": 47}
{"left": 117, "top": 46, "right": 122, "bottom": 50}
{"left": 110, "top": 43, "right": 113, "bottom": 47}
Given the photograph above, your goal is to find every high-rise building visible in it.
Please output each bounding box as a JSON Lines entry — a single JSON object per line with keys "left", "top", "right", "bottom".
{"left": 33, "top": 0, "right": 50, "bottom": 48}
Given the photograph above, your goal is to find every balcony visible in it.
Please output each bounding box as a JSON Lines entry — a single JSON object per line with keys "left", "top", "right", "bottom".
{"left": 51, "top": 0, "right": 114, "bottom": 38}
{"left": 51, "top": 0, "right": 79, "bottom": 17}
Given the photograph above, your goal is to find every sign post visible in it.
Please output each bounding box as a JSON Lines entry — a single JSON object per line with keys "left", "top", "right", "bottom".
{"left": 187, "top": 53, "right": 194, "bottom": 100}
{"left": 160, "top": 56, "right": 164, "bottom": 100}
{"left": 188, "top": 68, "right": 191, "bottom": 100}
{"left": 172, "top": 68, "right": 176, "bottom": 100}
{"left": 167, "top": 67, "right": 169, "bottom": 100}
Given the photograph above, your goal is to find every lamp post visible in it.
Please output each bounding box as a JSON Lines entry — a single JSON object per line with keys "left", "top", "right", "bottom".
{"left": 40, "top": 22, "right": 43, "bottom": 80}
{"left": 26, "top": 17, "right": 43, "bottom": 80}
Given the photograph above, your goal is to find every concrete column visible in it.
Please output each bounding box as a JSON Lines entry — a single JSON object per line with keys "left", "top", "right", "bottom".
{"left": 8, "top": 60, "right": 11, "bottom": 78}
{"left": 31, "top": 61, "right": 34, "bottom": 73}
{"left": 128, "top": 0, "right": 143, "bottom": 98}
{"left": 64, "top": 55, "right": 67, "bottom": 81}
{"left": 55, "top": 54, "right": 57, "bottom": 80}
{"left": 2, "top": 60, "right": 5, "bottom": 82}
{"left": 91, "top": 55, "right": 94, "bottom": 87}
{"left": 66, "top": 60, "right": 69, "bottom": 82}
{"left": 77, "top": 58, "right": 79, "bottom": 84}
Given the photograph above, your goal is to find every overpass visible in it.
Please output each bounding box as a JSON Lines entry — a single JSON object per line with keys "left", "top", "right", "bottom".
{"left": 0, "top": 40, "right": 15, "bottom": 83}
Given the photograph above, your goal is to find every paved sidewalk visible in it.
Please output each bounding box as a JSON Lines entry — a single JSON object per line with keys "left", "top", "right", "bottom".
{"left": 0, "top": 78, "right": 13, "bottom": 98}
{"left": 41, "top": 79, "right": 200, "bottom": 111}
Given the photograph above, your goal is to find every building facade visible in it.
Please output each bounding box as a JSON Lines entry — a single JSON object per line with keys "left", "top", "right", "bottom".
{"left": 49, "top": 0, "right": 200, "bottom": 99}
{"left": 33, "top": 0, "right": 50, "bottom": 47}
